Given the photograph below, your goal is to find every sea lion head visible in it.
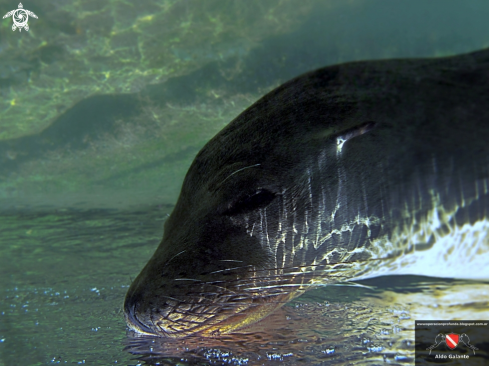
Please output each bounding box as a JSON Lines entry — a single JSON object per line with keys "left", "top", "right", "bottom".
{"left": 123, "top": 66, "right": 378, "bottom": 338}
{"left": 124, "top": 50, "right": 489, "bottom": 337}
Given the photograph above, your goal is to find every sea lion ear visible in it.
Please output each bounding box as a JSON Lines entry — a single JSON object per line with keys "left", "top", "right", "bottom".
{"left": 335, "top": 121, "right": 376, "bottom": 152}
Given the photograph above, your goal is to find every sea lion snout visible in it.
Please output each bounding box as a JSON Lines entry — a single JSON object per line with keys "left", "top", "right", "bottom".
{"left": 123, "top": 292, "right": 154, "bottom": 335}
{"left": 123, "top": 208, "right": 279, "bottom": 337}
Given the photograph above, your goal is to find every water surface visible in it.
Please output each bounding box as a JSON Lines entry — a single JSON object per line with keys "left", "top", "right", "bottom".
{"left": 2, "top": 207, "right": 488, "bottom": 365}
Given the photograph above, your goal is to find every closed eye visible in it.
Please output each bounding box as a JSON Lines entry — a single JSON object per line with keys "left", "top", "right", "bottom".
{"left": 223, "top": 189, "right": 277, "bottom": 215}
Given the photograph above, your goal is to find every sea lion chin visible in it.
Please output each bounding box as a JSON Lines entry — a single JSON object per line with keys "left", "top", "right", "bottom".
{"left": 124, "top": 48, "right": 489, "bottom": 338}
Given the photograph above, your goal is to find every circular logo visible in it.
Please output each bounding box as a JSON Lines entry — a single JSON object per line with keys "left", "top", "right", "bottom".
{"left": 12, "top": 9, "right": 28, "bottom": 28}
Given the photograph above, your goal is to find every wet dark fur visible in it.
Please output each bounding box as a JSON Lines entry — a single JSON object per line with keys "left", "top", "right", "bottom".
{"left": 124, "top": 48, "right": 489, "bottom": 337}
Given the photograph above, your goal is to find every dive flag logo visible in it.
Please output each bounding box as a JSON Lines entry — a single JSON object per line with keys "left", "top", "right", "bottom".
{"left": 445, "top": 333, "right": 459, "bottom": 350}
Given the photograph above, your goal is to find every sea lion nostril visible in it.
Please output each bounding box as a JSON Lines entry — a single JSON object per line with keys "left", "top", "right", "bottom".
{"left": 124, "top": 298, "right": 154, "bottom": 334}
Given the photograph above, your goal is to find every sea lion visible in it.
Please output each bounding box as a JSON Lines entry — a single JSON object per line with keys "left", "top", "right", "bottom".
{"left": 124, "top": 48, "right": 489, "bottom": 338}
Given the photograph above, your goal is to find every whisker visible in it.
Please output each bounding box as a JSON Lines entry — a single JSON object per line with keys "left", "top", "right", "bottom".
{"left": 243, "top": 283, "right": 323, "bottom": 291}
{"left": 203, "top": 283, "right": 239, "bottom": 294}
{"left": 209, "top": 266, "right": 248, "bottom": 274}
{"left": 160, "top": 295, "right": 184, "bottom": 303}
{"left": 142, "top": 257, "right": 388, "bottom": 336}
{"left": 221, "top": 163, "right": 261, "bottom": 185}
{"left": 219, "top": 259, "right": 244, "bottom": 263}
{"left": 164, "top": 250, "right": 186, "bottom": 267}
{"left": 327, "top": 282, "right": 375, "bottom": 289}
{"left": 173, "top": 278, "right": 201, "bottom": 282}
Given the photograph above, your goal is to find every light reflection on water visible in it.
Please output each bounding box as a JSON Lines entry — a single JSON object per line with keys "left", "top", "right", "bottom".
{"left": 124, "top": 299, "right": 394, "bottom": 365}
{"left": 124, "top": 280, "right": 489, "bottom": 365}
{"left": 1, "top": 207, "right": 488, "bottom": 365}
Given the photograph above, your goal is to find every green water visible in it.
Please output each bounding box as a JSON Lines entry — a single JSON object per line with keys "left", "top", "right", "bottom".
{"left": 2, "top": 0, "right": 489, "bottom": 365}
{"left": 0, "top": 207, "right": 164, "bottom": 365}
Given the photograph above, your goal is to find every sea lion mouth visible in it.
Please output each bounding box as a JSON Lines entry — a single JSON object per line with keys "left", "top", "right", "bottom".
{"left": 124, "top": 266, "right": 306, "bottom": 338}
